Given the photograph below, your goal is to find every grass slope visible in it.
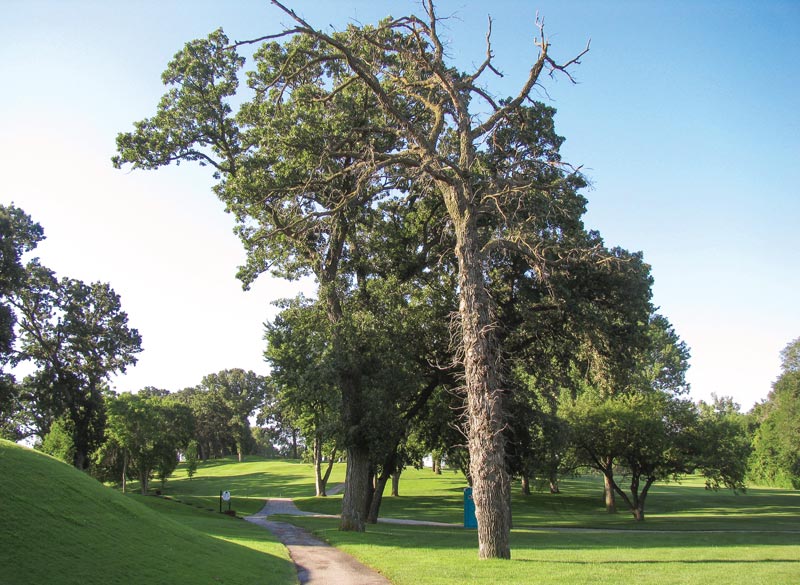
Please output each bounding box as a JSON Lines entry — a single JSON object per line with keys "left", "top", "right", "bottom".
{"left": 0, "top": 440, "right": 296, "bottom": 585}
{"left": 149, "top": 456, "right": 347, "bottom": 517}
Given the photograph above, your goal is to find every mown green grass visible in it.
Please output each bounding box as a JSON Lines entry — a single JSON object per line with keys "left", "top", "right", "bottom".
{"left": 151, "top": 456, "right": 346, "bottom": 517}
{"left": 282, "top": 516, "right": 800, "bottom": 585}
{"left": 7, "top": 442, "right": 796, "bottom": 585}
{"left": 0, "top": 440, "right": 296, "bottom": 585}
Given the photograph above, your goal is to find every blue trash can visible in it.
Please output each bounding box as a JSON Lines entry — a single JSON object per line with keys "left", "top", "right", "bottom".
{"left": 463, "top": 487, "right": 477, "bottom": 529}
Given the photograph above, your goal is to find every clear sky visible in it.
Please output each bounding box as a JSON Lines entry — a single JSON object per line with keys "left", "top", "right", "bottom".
{"left": 2, "top": 1, "right": 798, "bottom": 409}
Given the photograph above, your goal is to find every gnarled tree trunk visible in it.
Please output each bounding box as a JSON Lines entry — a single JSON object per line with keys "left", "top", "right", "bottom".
{"left": 449, "top": 197, "right": 511, "bottom": 559}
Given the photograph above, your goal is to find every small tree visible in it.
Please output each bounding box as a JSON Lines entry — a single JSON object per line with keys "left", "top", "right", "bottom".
{"left": 565, "top": 390, "right": 698, "bottom": 521}
{"left": 184, "top": 439, "right": 199, "bottom": 479}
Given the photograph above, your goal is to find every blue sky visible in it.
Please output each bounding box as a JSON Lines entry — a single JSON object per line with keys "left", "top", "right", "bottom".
{"left": 2, "top": 1, "right": 798, "bottom": 409}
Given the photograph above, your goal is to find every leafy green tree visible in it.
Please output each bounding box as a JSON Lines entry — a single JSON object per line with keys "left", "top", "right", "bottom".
{"left": 114, "top": 1, "right": 592, "bottom": 556}
{"left": 697, "top": 395, "right": 751, "bottom": 491}
{"left": 199, "top": 369, "right": 268, "bottom": 462}
{"left": 565, "top": 390, "right": 696, "bottom": 521}
{"left": 565, "top": 315, "right": 747, "bottom": 521}
{"left": 12, "top": 263, "right": 142, "bottom": 468}
{"left": 39, "top": 416, "right": 76, "bottom": 464}
{"left": 184, "top": 439, "right": 199, "bottom": 479}
{"left": 263, "top": 297, "right": 341, "bottom": 494}
{"left": 104, "top": 391, "right": 193, "bottom": 494}
{"left": 173, "top": 385, "right": 234, "bottom": 460}
{"left": 0, "top": 204, "right": 44, "bottom": 440}
{"left": 748, "top": 337, "right": 800, "bottom": 488}
{"left": 498, "top": 239, "right": 654, "bottom": 504}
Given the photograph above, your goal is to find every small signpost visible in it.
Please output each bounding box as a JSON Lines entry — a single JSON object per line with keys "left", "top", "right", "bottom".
{"left": 220, "top": 490, "right": 231, "bottom": 514}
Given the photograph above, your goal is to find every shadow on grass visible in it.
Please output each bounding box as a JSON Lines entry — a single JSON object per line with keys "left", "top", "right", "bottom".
{"left": 282, "top": 515, "right": 800, "bottom": 554}
{"left": 165, "top": 472, "right": 316, "bottom": 498}
{"left": 514, "top": 558, "right": 800, "bottom": 565}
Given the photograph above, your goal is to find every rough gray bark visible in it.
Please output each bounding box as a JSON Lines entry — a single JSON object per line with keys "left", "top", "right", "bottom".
{"left": 449, "top": 203, "right": 511, "bottom": 559}
{"left": 340, "top": 444, "right": 371, "bottom": 531}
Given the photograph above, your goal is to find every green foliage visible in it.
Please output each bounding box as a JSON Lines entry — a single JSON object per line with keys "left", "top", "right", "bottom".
{"left": 0, "top": 204, "right": 44, "bottom": 440}
{"left": 184, "top": 439, "right": 199, "bottom": 479}
{"left": 10, "top": 257, "right": 142, "bottom": 468}
{"left": 748, "top": 338, "right": 800, "bottom": 488}
{"left": 39, "top": 416, "right": 76, "bottom": 464}
{"left": 198, "top": 369, "right": 268, "bottom": 462}
{"left": 696, "top": 395, "right": 750, "bottom": 491}
{"left": 103, "top": 391, "right": 193, "bottom": 494}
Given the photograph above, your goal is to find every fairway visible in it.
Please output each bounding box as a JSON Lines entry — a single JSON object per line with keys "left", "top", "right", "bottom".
{"left": 4, "top": 442, "right": 798, "bottom": 584}
{"left": 160, "top": 456, "right": 799, "bottom": 584}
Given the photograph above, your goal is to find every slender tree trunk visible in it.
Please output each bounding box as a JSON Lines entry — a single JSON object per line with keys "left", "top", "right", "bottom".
{"left": 367, "top": 470, "right": 391, "bottom": 524}
{"left": 603, "top": 459, "right": 617, "bottom": 513}
{"left": 521, "top": 475, "right": 531, "bottom": 496}
{"left": 314, "top": 435, "right": 325, "bottom": 496}
{"left": 447, "top": 194, "right": 511, "bottom": 559}
{"left": 321, "top": 448, "right": 336, "bottom": 491}
{"left": 391, "top": 470, "right": 400, "bottom": 497}
{"left": 291, "top": 429, "right": 299, "bottom": 459}
{"left": 121, "top": 452, "right": 127, "bottom": 494}
{"left": 140, "top": 469, "right": 149, "bottom": 495}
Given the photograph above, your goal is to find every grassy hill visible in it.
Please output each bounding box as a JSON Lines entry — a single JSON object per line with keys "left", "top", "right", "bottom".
{"left": 0, "top": 440, "right": 296, "bottom": 585}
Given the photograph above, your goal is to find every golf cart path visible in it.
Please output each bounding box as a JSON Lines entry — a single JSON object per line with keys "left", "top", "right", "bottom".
{"left": 246, "top": 508, "right": 389, "bottom": 584}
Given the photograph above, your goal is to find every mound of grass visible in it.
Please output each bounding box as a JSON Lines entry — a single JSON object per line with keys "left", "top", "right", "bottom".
{"left": 0, "top": 440, "right": 296, "bottom": 585}
{"left": 155, "top": 456, "right": 347, "bottom": 517}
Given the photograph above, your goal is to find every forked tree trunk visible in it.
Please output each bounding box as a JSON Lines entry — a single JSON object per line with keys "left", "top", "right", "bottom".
{"left": 449, "top": 200, "right": 511, "bottom": 560}
{"left": 367, "top": 450, "right": 397, "bottom": 523}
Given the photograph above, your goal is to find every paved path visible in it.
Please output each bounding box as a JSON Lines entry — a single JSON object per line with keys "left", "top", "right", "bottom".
{"left": 246, "top": 498, "right": 391, "bottom": 585}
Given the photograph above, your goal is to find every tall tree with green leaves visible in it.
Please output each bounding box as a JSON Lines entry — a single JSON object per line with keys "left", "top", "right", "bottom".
{"left": 246, "top": 2, "right": 591, "bottom": 558}
{"left": 12, "top": 263, "right": 141, "bottom": 468}
{"left": 263, "top": 296, "right": 342, "bottom": 495}
{"left": 199, "top": 369, "right": 268, "bottom": 462}
{"left": 748, "top": 337, "right": 800, "bottom": 488}
{"left": 0, "top": 204, "right": 44, "bottom": 440}
{"left": 114, "top": 2, "right": 591, "bottom": 556}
